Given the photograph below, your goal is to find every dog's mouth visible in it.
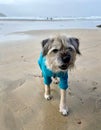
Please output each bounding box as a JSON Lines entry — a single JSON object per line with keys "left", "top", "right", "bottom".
{"left": 58, "top": 54, "right": 71, "bottom": 70}
{"left": 59, "top": 64, "right": 69, "bottom": 70}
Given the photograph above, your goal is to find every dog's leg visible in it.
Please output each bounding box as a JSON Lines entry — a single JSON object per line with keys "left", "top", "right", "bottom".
{"left": 59, "top": 89, "right": 68, "bottom": 116}
{"left": 44, "top": 85, "right": 52, "bottom": 100}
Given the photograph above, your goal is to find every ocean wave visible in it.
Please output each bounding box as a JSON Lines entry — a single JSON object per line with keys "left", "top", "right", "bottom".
{"left": 0, "top": 16, "right": 101, "bottom": 21}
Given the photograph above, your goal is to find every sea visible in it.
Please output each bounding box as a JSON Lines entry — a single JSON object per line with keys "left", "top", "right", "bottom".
{"left": 0, "top": 16, "right": 101, "bottom": 42}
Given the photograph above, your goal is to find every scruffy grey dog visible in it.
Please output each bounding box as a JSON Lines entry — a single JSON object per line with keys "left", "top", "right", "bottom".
{"left": 38, "top": 35, "right": 81, "bottom": 116}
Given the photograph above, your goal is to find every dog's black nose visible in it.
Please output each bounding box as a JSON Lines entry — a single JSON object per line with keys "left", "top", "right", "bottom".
{"left": 62, "top": 54, "right": 71, "bottom": 63}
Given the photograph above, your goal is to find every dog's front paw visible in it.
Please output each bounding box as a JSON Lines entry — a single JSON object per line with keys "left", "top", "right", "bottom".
{"left": 52, "top": 77, "right": 59, "bottom": 84}
{"left": 59, "top": 107, "right": 68, "bottom": 116}
{"left": 44, "top": 94, "right": 52, "bottom": 100}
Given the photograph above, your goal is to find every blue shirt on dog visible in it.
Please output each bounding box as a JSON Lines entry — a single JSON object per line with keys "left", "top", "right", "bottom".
{"left": 38, "top": 53, "right": 68, "bottom": 90}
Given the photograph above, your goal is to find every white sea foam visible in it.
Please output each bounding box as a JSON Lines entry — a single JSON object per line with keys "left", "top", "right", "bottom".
{"left": 0, "top": 16, "right": 101, "bottom": 21}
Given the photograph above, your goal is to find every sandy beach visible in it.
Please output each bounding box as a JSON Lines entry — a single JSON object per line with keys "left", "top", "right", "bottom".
{"left": 0, "top": 29, "right": 101, "bottom": 130}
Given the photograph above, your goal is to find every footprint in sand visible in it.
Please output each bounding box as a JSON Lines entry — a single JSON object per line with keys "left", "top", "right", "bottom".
{"left": 96, "top": 98, "right": 101, "bottom": 111}
{"left": 88, "top": 81, "right": 98, "bottom": 92}
{"left": 92, "top": 81, "right": 98, "bottom": 86}
{"left": 92, "top": 86, "right": 97, "bottom": 91}
{"left": 21, "top": 55, "right": 28, "bottom": 62}
{"left": 68, "top": 88, "right": 74, "bottom": 96}
{"left": 77, "top": 119, "right": 82, "bottom": 125}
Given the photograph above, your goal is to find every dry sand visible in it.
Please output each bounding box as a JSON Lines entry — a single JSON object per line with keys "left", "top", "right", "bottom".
{"left": 0, "top": 29, "right": 101, "bottom": 130}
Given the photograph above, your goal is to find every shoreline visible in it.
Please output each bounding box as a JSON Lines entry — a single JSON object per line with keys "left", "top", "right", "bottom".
{"left": 0, "top": 28, "right": 101, "bottom": 44}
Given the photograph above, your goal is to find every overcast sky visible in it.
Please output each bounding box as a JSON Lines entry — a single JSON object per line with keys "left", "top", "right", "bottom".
{"left": 0, "top": 0, "right": 101, "bottom": 17}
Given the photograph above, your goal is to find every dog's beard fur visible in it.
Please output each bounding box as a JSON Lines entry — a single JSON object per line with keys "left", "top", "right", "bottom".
{"left": 41, "top": 35, "right": 81, "bottom": 73}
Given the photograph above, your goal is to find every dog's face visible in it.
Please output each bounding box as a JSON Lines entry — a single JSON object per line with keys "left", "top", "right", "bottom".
{"left": 41, "top": 35, "right": 81, "bottom": 72}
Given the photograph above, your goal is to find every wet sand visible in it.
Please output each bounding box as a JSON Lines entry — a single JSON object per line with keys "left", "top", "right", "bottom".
{"left": 0, "top": 29, "right": 101, "bottom": 130}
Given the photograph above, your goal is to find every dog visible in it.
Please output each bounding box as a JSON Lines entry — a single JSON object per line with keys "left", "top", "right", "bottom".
{"left": 38, "top": 35, "right": 81, "bottom": 116}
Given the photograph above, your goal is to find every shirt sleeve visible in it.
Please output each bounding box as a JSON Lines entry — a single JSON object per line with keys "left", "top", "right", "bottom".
{"left": 43, "top": 75, "right": 52, "bottom": 86}
{"left": 38, "top": 53, "right": 43, "bottom": 70}
{"left": 59, "top": 73, "right": 68, "bottom": 90}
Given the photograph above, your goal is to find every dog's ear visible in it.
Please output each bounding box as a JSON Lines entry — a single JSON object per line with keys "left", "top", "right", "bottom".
{"left": 41, "top": 39, "right": 50, "bottom": 56}
{"left": 69, "top": 37, "right": 81, "bottom": 55}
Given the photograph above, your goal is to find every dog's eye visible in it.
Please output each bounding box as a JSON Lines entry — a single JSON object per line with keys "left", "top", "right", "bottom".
{"left": 52, "top": 49, "right": 59, "bottom": 53}
{"left": 68, "top": 47, "right": 73, "bottom": 51}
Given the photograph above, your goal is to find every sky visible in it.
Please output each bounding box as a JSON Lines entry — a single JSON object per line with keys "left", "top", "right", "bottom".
{"left": 0, "top": 0, "right": 101, "bottom": 17}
